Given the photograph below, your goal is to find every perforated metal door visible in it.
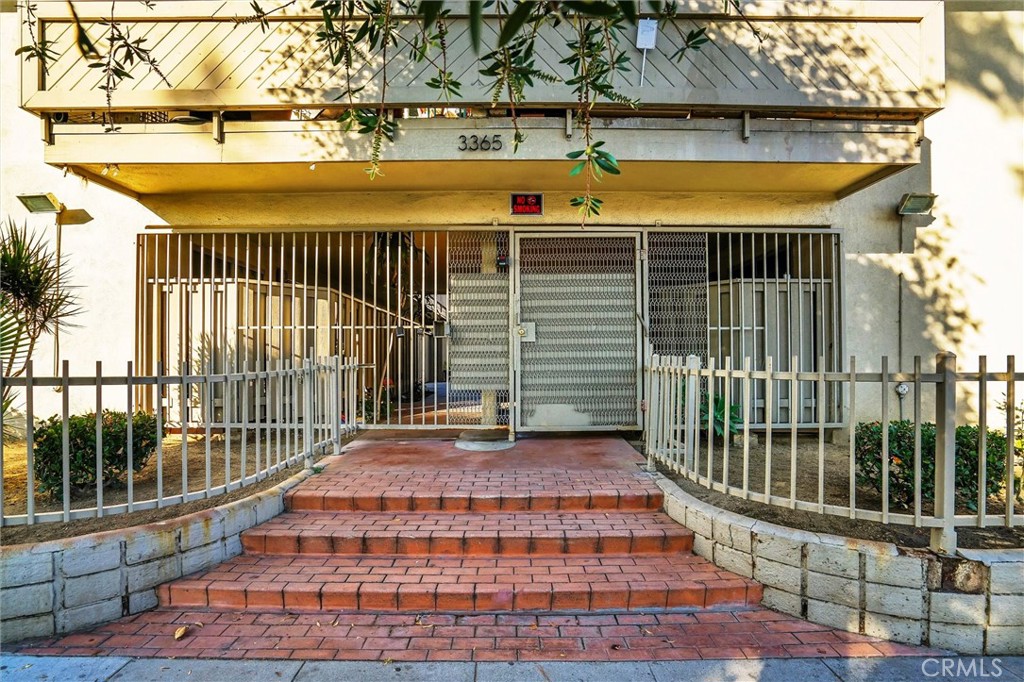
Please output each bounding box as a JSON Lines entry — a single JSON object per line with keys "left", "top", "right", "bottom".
{"left": 514, "top": 235, "right": 641, "bottom": 431}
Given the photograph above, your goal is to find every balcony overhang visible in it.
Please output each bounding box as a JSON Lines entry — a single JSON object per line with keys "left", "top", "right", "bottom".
{"left": 45, "top": 117, "right": 919, "bottom": 199}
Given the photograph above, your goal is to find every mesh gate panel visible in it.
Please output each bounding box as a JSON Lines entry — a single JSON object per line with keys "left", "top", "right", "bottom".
{"left": 447, "top": 232, "right": 510, "bottom": 425}
{"left": 648, "top": 232, "right": 709, "bottom": 360}
{"left": 518, "top": 237, "right": 638, "bottom": 428}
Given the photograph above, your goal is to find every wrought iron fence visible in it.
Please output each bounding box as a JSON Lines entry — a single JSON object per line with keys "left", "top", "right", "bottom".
{"left": 645, "top": 352, "right": 1022, "bottom": 552}
{"left": 0, "top": 356, "right": 360, "bottom": 526}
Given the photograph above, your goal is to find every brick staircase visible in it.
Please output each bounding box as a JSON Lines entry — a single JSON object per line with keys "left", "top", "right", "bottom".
{"left": 157, "top": 440, "right": 762, "bottom": 615}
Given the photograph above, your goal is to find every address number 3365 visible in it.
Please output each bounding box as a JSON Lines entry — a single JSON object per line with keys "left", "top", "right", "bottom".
{"left": 458, "top": 134, "right": 502, "bottom": 151}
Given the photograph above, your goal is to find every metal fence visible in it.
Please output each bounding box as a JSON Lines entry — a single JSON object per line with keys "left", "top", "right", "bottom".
{"left": 645, "top": 352, "right": 1022, "bottom": 552}
{"left": 0, "top": 356, "right": 360, "bottom": 526}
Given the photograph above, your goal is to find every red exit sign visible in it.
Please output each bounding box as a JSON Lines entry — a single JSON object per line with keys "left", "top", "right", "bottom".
{"left": 510, "top": 193, "right": 543, "bottom": 216}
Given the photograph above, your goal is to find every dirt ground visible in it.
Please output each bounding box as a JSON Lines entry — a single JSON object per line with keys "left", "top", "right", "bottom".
{"left": 0, "top": 431, "right": 356, "bottom": 547}
{"left": 641, "top": 436, "right": 1023, "bottom": 550}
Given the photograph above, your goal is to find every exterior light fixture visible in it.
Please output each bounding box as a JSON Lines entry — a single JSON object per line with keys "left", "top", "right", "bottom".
{"left": 897, "top": 193, "right": 937, "bottom": 215}
{"left": 17, "top": 193, "right": 62, "bottom": 213}
{"left": 14, "top": 193, "right": 93, "bottom": 386}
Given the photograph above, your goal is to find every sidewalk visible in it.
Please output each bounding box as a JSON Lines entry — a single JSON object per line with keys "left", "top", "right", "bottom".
{"left": 2, "top": 655, "right": 1022, "bottom": 682}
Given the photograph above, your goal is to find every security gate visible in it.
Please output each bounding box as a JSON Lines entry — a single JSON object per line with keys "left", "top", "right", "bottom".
{"left": 513, "top": 235, "right": 642, "bottom": 431}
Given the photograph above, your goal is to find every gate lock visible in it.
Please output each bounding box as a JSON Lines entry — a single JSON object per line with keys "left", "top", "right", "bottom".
{"left": 516, "top": 322, "right": 536, "bottom": 342}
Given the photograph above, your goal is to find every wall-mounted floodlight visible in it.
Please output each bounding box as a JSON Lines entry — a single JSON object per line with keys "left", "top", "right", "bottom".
{"left": 17, "top": 193, "right": 62, "bottom": 213}
{"left": 897, "top": 193, "right": 937, "bottom": 215}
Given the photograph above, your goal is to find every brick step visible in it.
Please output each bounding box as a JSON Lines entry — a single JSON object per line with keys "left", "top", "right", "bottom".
{"left": 285, "top": 471, "right": 663, "bottom": 513}
{"left": 240, "top": 511, "right": 694, "bottom": 556}
{"left": 159, "top": 555, "right": 761, "bottom": 612}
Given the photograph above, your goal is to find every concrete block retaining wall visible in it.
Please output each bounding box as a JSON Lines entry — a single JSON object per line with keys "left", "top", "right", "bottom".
{"left": 655, "top": 474, "right": 1024, "bottom": 655}
{"left": 0, "top": 466, "right": 318, "bottom": 644}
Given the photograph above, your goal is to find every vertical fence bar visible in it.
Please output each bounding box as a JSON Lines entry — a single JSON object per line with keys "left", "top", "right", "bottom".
{"left": 789, "top": 355, "right": 797, "bottom": 509}
{"left": 881, "top": 355, "right": 890, "bottom": 524}
{"left": 224, "top": 361, "right": 232, "bottom": 490}
{"left": 742, "top": 357, "right": 751, "bottom": 499}
{"left": 155, "top": 362, "right": 163, "bottom": 508}
{"left": 256, "top": 362, "right": 264, "bottom": 480}
{"left": 977, "top": 355, "right": 987, "bottom": 527}
{"left": 722, "top": 357, "right": 731, "bottom": 491}
{"left": 663, "top": 359, "right": 674, "bottom": 468}
{"left": 1005, "top": 354, "right": 1016, "bottom": 527}
{"left": 241, "top": 365, "right": 249, "bottom": 487}
{"left": 848, "top": 356, "right": 856, "bottom": 518}
{"left": 205, "top": 360, "right": 212, "bottom": 495}
{"left": 684, "top": 355, "right": 700, "bottom": 472}
{"left": 126, "top": 361, "right": 134, "bottom": 514}
{"left": 25, "top": 362, "right": 35, "bottom": 525}
{"left": 932, "top": 351, "right": 958, "bottom": 553}
{"left": 95, "top": 361, "right": 103, "bottom": 517}
{"left": 333, "top": 355, "right": 342, "bottom": 451}
{"left": 275, "top": 358, "right": 282, "bottom": 468}
{"left": 647, "top": 355, "right": 660, "bottom": 469}
{"left": 913, "top": 355, "right": 922, "bottom": 527}
{"left": 764, "top": 356, "right": 773, "bottom": 501}
{"left": 817, "top": 357, "right": 826, "bottom": 514}
{"left": 706, "top": 357, "right": 716, "bottom": 483}
{"left": 61, "top": 360, "right": 70, "bottom": 522}
{"left": 350, "top": 355, "right": 358, "bottom": 435}
{"left": 664, "top": 358, "right": 673, "bottom": 467}
{"left": 181, "top": 362, "right": 189, "bottom": 500}
{"left": 304, "top": 359, "right": 314, "bottom": 469}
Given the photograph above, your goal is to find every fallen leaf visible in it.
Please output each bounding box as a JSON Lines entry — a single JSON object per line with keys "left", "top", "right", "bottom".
{"left": 642, "top": 628, "right": 653, "bottom": 635}
{"left": 173, "top": 625, "right": 189, "bottom": 640}
{"left": 610, "top": 644, "right": 622, "bottom": 650}
{"left": 382, "top": 658, "right": 394, "bottom": 665}
{"left": 193, "top": 622, "right": 204, "bottom": 628}
{"left": 316, "top": 621, "right": 321, "bottom": 628}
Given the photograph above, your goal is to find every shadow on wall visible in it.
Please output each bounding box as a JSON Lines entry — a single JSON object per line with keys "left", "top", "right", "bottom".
{"left": 946, "top": 5, "right": 1024, "bottom": 121}
{"left": 853, "top": 213, "right": 982, "bottom": 362}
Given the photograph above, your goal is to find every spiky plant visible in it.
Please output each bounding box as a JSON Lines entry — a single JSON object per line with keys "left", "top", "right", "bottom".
{"left": 1, "top": 219, "right": 82, "bottom": 440}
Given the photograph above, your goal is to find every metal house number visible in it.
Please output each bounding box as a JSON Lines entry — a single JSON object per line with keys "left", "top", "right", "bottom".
{"left": 457, "top": 134, "right": 502, "bottom": 151}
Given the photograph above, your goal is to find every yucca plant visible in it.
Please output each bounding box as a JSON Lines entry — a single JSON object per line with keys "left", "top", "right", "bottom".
{"left": 1, "top": 219, "right": 81, "bottom": 440}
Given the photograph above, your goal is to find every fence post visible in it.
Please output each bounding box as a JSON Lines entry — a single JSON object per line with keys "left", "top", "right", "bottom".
{"left": 646, "top": 354, "right": 660, "bottom": 470}
{"left": 684, "top": 354, "right": 701, "bottom": 472}
{"left": 931, "top": 351, "right": 958, "bottom": 553}
{"left": 333, "top": 355, "right": 342, "bottom": 453}
{"left": 303, "top": 359, "right": 314, "bottom": 469}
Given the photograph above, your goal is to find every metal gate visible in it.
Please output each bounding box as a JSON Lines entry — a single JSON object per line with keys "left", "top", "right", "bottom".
{"left": 513, "top": 234, "right": 642, "bottom": 431}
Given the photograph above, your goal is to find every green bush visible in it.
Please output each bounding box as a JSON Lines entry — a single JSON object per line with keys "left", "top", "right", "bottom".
{"left": 855, "top": 420, "right": 1015, "bottom": 509}
{"left": 33, "top": 410, "right": 161, "bottom": 497}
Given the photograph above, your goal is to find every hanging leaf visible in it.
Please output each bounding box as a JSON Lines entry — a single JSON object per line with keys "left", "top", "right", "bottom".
{"left": 469, "top": 1, "right": 483, "bottom": 53}
{"left": 498, "top": 3, "right": 535, "bottom": 48}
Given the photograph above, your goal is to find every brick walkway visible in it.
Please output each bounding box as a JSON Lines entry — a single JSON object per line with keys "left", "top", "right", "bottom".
{"left": 19, "top": 608, "right": 937, "bottom": 661}
{"left": 13, "top": 436, "right": 944, "bottom": 661}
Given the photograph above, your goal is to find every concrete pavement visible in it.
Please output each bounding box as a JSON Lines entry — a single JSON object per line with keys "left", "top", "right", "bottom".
{"left": 2, "top": 655, "right": 1022, "bottom": 682}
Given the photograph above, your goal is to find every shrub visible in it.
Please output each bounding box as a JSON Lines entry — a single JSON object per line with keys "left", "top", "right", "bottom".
{"left": 33, "top": 410, "right": 161, "bottom": 497}
{"left": 855, "top": 420, "right": 1015, "bottom": 509}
